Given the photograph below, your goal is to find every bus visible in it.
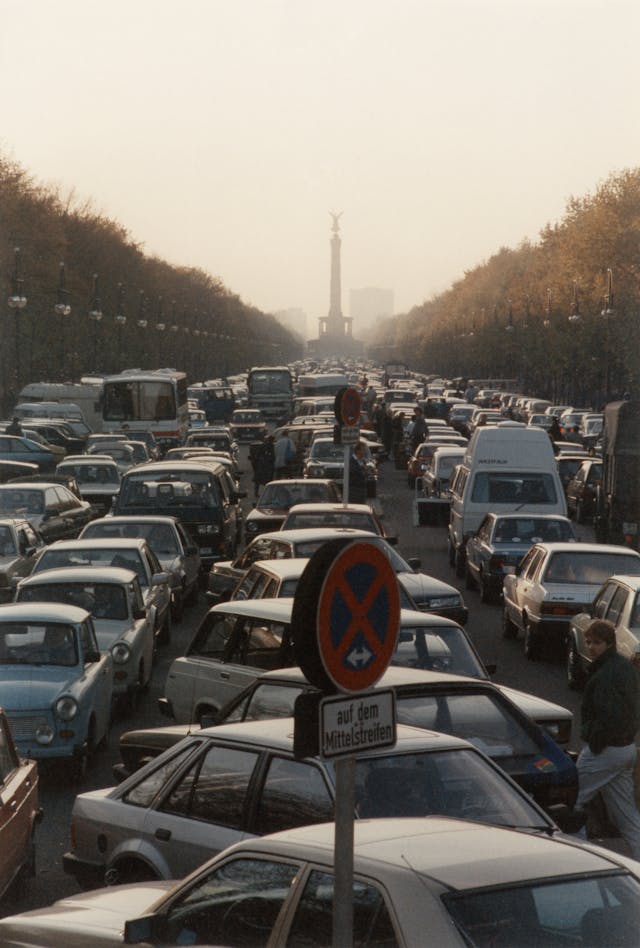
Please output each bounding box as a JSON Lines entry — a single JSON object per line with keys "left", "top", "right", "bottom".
{"left": 102, "top": 369, "right": 189, "bottom": 448}
{"left": 17, "top": 379, "right": 104, "bottom": 431}
{"left": 247, "top": 366, "right": 293, "bottom": 419}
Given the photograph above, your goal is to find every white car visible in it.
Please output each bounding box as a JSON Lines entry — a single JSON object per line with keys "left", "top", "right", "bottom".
{"left": 16, "top": 567, "right": 155, "bottom": 711}
{"left": 502, "top": 541, "right": 640, "bottom": 660}
{"left": 4, "top": 818, "right": 640, "bottom": 945}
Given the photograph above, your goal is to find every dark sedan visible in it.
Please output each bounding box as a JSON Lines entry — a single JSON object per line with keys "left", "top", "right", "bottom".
{"left": 244, "top": 478, "right": 341, "bottom": 539}
{"left": 565, "top": 458, "right": 603, "bottom": 523}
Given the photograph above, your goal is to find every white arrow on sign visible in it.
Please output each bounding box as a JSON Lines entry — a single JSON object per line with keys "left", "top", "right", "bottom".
{"left": 346, "top": 644, "right": 373, "bottom": 667}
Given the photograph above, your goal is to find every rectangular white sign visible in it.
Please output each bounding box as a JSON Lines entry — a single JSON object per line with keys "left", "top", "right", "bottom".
{"left": 320, "top": 689, "right": 396, "bottom": 759}
{"left": 340, "top": 425, "right": 360, "bottom": 444}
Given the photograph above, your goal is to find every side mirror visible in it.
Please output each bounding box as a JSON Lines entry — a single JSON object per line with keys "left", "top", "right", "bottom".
{"left": 85, "top": 649, "right": 101, "bottom": 664}
{"left": 124, "top": 913, "right": 166, "bottom": 944}
{"left": 151, "top": 571, "right": 169, "bottom": 586}
{"left": 484, "top": 662, "right": 497, "bottom": 675}
{"left": 133, "top": 606, "right": 146, "bottom": 620}
{"left": 407, "top": 557, "right": 421, "bottom": 571}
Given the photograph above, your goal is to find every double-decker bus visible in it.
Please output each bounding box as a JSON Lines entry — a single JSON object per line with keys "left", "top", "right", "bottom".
{"left": 102, "top": 369, "right": 188, "bottom": 448}
{"left": 247, "top": 366, "right": 293, "bottom": 419}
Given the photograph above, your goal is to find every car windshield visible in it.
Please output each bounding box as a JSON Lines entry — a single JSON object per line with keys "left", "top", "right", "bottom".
{"left": 0, "top": 490, "right": 44, "bottom": 516}
{"left": 545, "top": 551, "right": 640, "bottom": 585}
{"left": 392, "top": 626, "right": 486, "bottom": 678}
{"left": 0, "top": 622, "right": 78, "bottom": 666}
{"left": 119, "top": 470, "right": 221, "bottom": 509}
{"left": 35, "top": 549, "right": 147, "bottom": 586}
{"left": 444, "top": 872, "right": 640, "bottom": 947}
{"left": 0, "top": 526, "right": 17, "bottom": 556}
{"left": 233, "top": 412, "right": 262, "bottom": 423}
{"left": 471, "top": 472, "right": 558, "bottom": 505}
{"left": 493, "top": 518, "right": 575, "bottom": 544}
{"left": 261, "top": 483, "right": 331, "bottom": 508}
{"left": 310, "top": 442, "right": 344, "bottom": 461}
{"left": 395, "top": 690, "right": 540, "bottom": 759}
{"left": 284, "top": 512, "right": 378, "bottom": 532}
{"left": 349, "top": 749, "right": 546, "bottom": 829}
{"left": 433, "top": 455, "right": 462, "bottom": 477}
{"left": 18, "top": 582, "right": 129, "bottom": 620}
{"left": 59, "top": 464, "right": 119, "bottom": 485}
{"left": 83, "top": 521, "right": 179, "bottom": 556}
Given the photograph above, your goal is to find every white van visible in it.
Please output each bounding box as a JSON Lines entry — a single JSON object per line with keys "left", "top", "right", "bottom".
{"left": 448, "top": 422, "right": 567, "bottom": 575}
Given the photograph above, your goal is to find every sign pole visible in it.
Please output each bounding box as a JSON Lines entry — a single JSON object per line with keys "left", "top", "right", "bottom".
{"left": 343, "top": 442, "right": 350, "bottom": 505}
{"left": 333, "top": 755, "right": 355, "bottom": 948}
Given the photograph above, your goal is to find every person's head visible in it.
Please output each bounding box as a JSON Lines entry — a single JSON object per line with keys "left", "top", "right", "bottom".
{"left": 584, "top": 618, "right": 616, "bottom": 661}
{"left": 354, "top": 441, "right": 366, "bottom": 460}
{"left": 414, "top": 407, "right": 422, "bottom": 417}
{"left": 12, "top": 416, "right": 19, "bottom": 424}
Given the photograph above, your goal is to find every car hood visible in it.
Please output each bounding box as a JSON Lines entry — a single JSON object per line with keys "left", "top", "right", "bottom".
{"left": 93, "top": 619, "right": 134, "bottom": 649}
{"left": 0, "top": 555, "right": 21, "bottom": 572}
{"left": 399, "top": 571, "right": 458, "bottom": 599}
{"left": 0, "top": 881, "right": 172, "bottom": 944}
{"left": 0, "top": 666, "right": 82, "bottom": 708}
{"left": 248, "top": 506, "right": 287, "bottom": 519}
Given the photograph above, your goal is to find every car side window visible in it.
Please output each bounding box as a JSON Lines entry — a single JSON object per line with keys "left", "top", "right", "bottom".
{"left": 605, "top": 587, "right": 629, "bottom": 627}
{"left": 163, "top": 857, "right": 298, "bottom": 947}
{"left": 188, "top": 615, "right": 235, "bottom": 659}
{"left": 254, "top": 756, "right": 333, "bottom": 835}
{"left": 524, "top": 549, "right": 545, "bottom": 581}
{"left": 594, "top": 583, "right": 617, "bottom": 619}
{"left": 286, "top": 870, "right": 398, "bottom": 948}
{"left": 233, "top": 571, "right": 259, "bottom": 601}
{"left": 44, "top": 488, "right": 60, "bottom": 512}
{"left": 161, "top": 744, "right": 258, "bottom": 826}
{"left": 0, "top": 715, "right": 19, "bottom": 781}
{"left": 16, "top": 529, "right": 29, "bottom": 555}
{"left": 124, "top": 744, "right": 200, "bottom": 808}
{"left": 80, "top": 620, "right": 99, "bottom": 658}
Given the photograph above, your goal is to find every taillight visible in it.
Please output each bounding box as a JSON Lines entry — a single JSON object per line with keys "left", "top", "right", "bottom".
{"left": 541, "top": 602, "right": 580, "bottom": 616}
{"left": 489, "top": 555, "right": 505, "bottom": 570}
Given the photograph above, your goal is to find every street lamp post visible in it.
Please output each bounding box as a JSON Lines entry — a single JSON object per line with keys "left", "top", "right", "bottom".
{"left": 600, "top": 268, "right": 614, "bottom": 407}
{"left": 54, "top": 261, "right": 71, "bottom": 380}
{"left": 7, "top": 247, "right": 27, "bottom": 397}
{"left": 115, "top": 283, "right": 126, "bottom": 368}
{"left": 88, "top": 273, "right": 103, "bottom": 373}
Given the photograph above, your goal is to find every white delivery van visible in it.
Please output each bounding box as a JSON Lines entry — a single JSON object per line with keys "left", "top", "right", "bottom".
{"left": 448, "top": 422, "right": 567, "bottom": 575}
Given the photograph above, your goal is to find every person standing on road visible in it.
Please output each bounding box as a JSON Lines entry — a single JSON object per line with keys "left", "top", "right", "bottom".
{"left": 573, "top": 618, "right": 640, "bottom": 858}
{"left": 348, "top": 441, "right": 368, "bottom": 504}
{"left": 7, "top": 416, "right": 22, "bottom": 436}
{"left": 252, "top": 435, "right": 275, "bottom": 498}
{"left": 274, "top": 429, "right": 296, "bottom": 479}
{"left": 410, "top": 406, "right": 429, "bottom": 451}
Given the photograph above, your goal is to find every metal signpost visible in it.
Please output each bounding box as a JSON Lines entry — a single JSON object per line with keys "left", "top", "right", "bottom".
{"left": 334, "top": 387, "right": 361, "bottom": 505}
{"left": 292, "top": 538, "right": 400, "bottom": 947}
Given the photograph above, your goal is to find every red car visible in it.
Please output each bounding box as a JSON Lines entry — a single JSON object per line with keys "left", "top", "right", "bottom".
{"left": 0, "top": 708, "right": 41, "bottom": 899}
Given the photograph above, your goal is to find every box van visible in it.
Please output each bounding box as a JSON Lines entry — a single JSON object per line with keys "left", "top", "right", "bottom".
{"left": 448, "top": 422, "right": 567, "bottom": 575}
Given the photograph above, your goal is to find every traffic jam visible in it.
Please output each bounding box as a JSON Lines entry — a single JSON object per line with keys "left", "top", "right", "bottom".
{"left": 0, "top": 364, "right": 639, "bottom": 946}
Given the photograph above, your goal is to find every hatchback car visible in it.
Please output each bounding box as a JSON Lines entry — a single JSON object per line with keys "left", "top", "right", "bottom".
{"left": 31, "top": 537, "right": 172, "bottom": 645}
{"left": 7, "top": 817, "right": 640, "bottom": 947}
{"left": 465, "top": 513, "right": 576, "bottom": 603}
{"left": 16, "top": 567, "right": 154, "bottom": 712}
{"left": 502, "top": 541, "right": 640, "bottom": 659}
{"left": 567, "top": 574, "right": 640, "bottom": 688}
{"left": 0, "top": 435, "right": 59, "bottom": 473}
{"left": 0, "top": 482, "right": 93, "bottom": 543}
{"left": 245, "top": 478, "right": 341, "bottom": 538}
{"left": 281, "top": 501, "right": 395, "bottom": 541}
{"left": 80, "top": 515, "right": 200, "bottom": 620}
{"left": 0, "top": 517, "right": 45, "bottom": 602}
{"left": 63, "top": 717, "right": 559, "bottom": 887}
{"left": 0, "top": 603, "right": 113, "bottom": 779}
{"left": 56, "top": 456, "right": 121, "bottom": 517}
{"left": 304, "top": 437, "right": 377, "bottom": 497}
{"left": 228, "top": 408, "right": 267, "bottom": 441}
{"left": 0, "top": 708, "right": 41, "bottom": 901}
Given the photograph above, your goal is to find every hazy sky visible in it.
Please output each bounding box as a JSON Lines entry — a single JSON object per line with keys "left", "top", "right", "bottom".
{"left": 2, "top": 0, "right": 639, "bottom": 336}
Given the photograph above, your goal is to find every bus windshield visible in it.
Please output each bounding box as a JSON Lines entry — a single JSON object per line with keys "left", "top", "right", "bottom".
{"left": 104, "top": 380, "right": 176, "bottom": 422}
{"left": 248, "top": 370, "right": 292, "bottom": 395}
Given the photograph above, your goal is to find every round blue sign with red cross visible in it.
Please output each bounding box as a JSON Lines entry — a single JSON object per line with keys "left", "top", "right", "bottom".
{"left": 316, "top": 541, "right": 400, "bottom": 692}
{"left": 334, "top": 387, "right": 361, "bottom": 427}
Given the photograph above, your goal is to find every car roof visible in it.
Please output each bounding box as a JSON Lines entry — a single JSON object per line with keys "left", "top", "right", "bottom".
{"left": 18, "top": 566, "right": 137, "bottom": 587}
{"left": 0, "top": 517, "right": 32, "bottom": 529}
{"left": 41, "top": 538, "right": 148, "bottom": 551}
{"left": 244, "top": 558, "right": 310, "bottom": 579}
{"left": 255, "top": 527, "right": 375, "bottom": 544}
{"left": 122, "top": 461, "right": 225, "bottom": 475}
{"left": 59, "top": 456, "right": 118, "bottom": 465}
{"left": 491, "top": 513, "right": 572, "bottom": 522}
{"left": 0, "top": 482, "right": 51, "bottom": 493}
{"left": 211, "top": 598, "right": 296, "bottom": 622}
{"left": 606, "top": 575, "right": 640, "bottom": 591}
{"left": 0, "top": 601, "right": 89, "bottom": 623}
{"left": 534, "top": 542, "right": 640, "bottom": 556}
{"left": 85, "top": 515, "right": 179, "bottom": 527}
{"left": 285, "top": 503, "right": 375, "bottom": 514}
{"left": 231, "top": 817, "right": 629, "bottom": 888}
{"left": 252, "top": 663, "right": 479, "bottom": 688}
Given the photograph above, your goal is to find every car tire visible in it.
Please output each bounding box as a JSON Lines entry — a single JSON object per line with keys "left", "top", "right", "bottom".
{"left": 157, "top": 608, "right": 172, "bottom": 647}
{"left": 567, "top": 637, "right": 586, "bottom": 690}
{"left": 106, "top": 859, "right": 159, "bottom": 886}
{"left": 502, "top": 608, "right": 518, "bottom": 639}
{"left": 524, "top": 618, "right": 542, "bottom": 661}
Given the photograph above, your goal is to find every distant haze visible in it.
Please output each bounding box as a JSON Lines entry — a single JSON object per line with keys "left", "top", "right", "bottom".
{"left": 2, "top": 0, "right": 639, "bottom": 331}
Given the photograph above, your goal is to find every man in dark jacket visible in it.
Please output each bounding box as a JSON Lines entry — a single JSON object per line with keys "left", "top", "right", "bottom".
{"left": 348, "top": 441, "right": 368, "bottom": 504}
{"left": 252, "top": 436, "right": 275, "bottom": 499}
{"left": 410, "top": 406, "right": 429, "bottom": 451}
{"left": 574, "top": 618, "right": 640, "bottom": 857}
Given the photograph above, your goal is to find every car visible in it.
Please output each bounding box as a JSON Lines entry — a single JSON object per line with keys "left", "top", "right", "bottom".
{"left": 6, "top": 817, "right": 640, "bottom": 946}
{"left": 18, "top": 419, "right": 85, "bottom": 455}
{"left": 565, "top": 458, "right": 603, "bottom": 522}
{"left": 113, "top": 460, "right": 245, "bottom": 570}
{"left": 465, "top": 513, "right": 577, "bottom": 603}
{"left": 416, "top": 445, "right": 466, "bottom": 525}
{"left": 80, "top": 515, "right": 200, "bottom": 621}
{"left": 0, "top": 602, "right": 113, "bottom": 779}
{"left": 186, "top": 427, "right": 239, "bottom": 460}
{"left": 0, "top": 517, "right": 45, "bottom": 602}
{"left": 0, "top": 707, "right": 41, "bottom": 902}
{"left": 15, "top": 567, "right": 155, "bottom": 712}
{"left": 56, "top": 456, "right": 121, "bottom": 517}
{"left": 567, "top": 574, "right": 640, "bottom": 689}
{"left": 228, "top": 408, "right": 267, "bottom": 441}
{"left": 556, "top": 452, "right": 594, "bottom": 492}
{"left": 245, "top": 478, "right": 342, "bottom": 538}
{"left": 502, "top": 541, "right": 640, "bottom": 659}
{"left": 0, "top": 482, "right": 93, "bottom": 543}
{"left": 281, "top": 501, "right": 396, "bottom": 542}
{"left": 304, "top": 436, "right": 377, "bottom": 497}
{"left": 87, "top": 442, "right": 137, "bottom": 474}
{"left": 0, "top": 460, "right": 38, "bottom": 483}
{"left": 0, "top": 434, "right": 60, "bottom": 473}
{"left": 63, "top": 717, "right": 560, "bottom": 887}
{"left": 208, "top": 527, "right": 467, "bottom": 622}
{"left": 161, "top": 600, "right": 573, "bottom": 749}
{"left": 31, "top": 537, "right": 172, "bottom": 645}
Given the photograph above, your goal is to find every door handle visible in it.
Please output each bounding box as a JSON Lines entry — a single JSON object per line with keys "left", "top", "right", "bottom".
{"left": 220, "top": 672, "right": 230, "bottom": 680}
{"left": 155, "top": 828, "right": 171, "bottom": 841}
{"left": 10, "top": 799, "right": 17, "bottom": 810}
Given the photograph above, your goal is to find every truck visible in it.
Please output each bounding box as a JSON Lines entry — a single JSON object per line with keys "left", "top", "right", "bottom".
{"left": 247, "top": 366, "right": 293, "bottom": 420}
{"left": 594, "top": 399, "right": 640, "bottom": 550}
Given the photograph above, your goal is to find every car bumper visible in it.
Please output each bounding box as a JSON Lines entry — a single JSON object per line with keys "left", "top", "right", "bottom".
{"left": 63, "top": 851, "right": 106, "bottom": 889}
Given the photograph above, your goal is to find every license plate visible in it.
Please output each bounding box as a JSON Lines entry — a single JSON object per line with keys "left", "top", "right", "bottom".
{"left": 200, "top": 547, "right": 213, "bottom": 555}
{"left": 503, "top": 565, "right": 515, "bottom": 574}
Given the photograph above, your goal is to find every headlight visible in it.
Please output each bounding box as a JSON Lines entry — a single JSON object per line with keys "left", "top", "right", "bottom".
{"left": 314, "top": 466, "right": 325, "bottom": 477}
{"left": 112, "top": 642, "right": 131, "bottom": 665}
{"left": 35, "top": 724, "right": 54, "bottom": 745}
{"left": 198, "top": 524, "right": 220, "bottom": 535}
{"left": 55, "top": 696, "right": 79, "bottom": 721}
{"left": 427, "top": 595, "right": 461, "bottom": 609}
{"left": 246, "top": 522, "right": 259, "bottom": 533}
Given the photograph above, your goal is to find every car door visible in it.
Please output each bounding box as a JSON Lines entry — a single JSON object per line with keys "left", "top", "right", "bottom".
{"left": 139, "top": 741, "right": 259, "bottom": 877}
{"left": 0, "top": 711, "right": 38, "bottom": 898}
{"left": 59, "top": 486, "right": 91, "bottom": 536}
{"left": 13, "top": 525, "right": 40, "bottom": 585}
{"left": 79, "top": 619, "right": 112, "bottom": 742}
{"left": 142, "top": 546, "right": 170, "bottom": 626}
{"left": 605, "top": 585, "right": 634, "bottom": 657}
{"left": 39, "top": 487, "right": 68, "bottom": 542}
{"left": 176, "top": 523, "right": 199, "bottom": 592}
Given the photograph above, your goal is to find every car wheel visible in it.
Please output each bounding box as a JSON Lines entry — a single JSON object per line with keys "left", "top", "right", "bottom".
{"left": 464, "top": 563, "right": 475, "bottom": 590}
{"left": 524, "top": 618, "right": 542, "bottom": 661}
{"left": 157, "top": 608, "right": 172, "bottom": 647}
{"left": 106, "top": 859, "right": 159, "bottom": 886}
{"left": 567, "top": 637, "right": 586, "bottom": 690}
{"left": 502, "top": 608, "right": 518, "bottom": 639}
